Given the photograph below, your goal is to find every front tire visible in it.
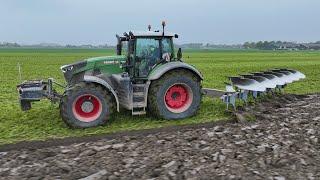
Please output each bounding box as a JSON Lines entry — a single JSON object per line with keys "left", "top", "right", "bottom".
{"left": 148, "top": 70, "right": 202, "bottom": 119}
{"left": 60, "top": 83, "right": 114, "bottom": 128}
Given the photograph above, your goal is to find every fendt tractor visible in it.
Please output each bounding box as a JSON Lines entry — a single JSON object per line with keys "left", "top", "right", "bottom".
{"left": 17, "top": 22, "right": 306, "bottom": 128}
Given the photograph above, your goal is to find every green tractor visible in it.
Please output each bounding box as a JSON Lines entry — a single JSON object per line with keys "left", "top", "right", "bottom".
{"left": 18, "top": 22, "right": 203, "bottom": 128}
{"left": 17, "top": 23, "right": 306, "bottom": 128}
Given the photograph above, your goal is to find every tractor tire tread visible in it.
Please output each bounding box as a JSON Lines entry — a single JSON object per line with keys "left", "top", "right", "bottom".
{"left": 147, "top": 69, "right": 202, "bottom": 119}
{"left": 60, "top": 82, "right": 114, "bottom": 128}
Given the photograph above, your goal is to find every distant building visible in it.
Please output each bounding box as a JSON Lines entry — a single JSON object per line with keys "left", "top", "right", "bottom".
{"left": 275, "top": 42, "right": 299, "bottom": 51}
{"left": 303, "top": 43, "right": 320, "bottom": 50}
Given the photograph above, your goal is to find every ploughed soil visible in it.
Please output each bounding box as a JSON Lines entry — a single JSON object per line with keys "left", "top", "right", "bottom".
{"left": 0, "top": 94, "right": 319, "bottom": 180}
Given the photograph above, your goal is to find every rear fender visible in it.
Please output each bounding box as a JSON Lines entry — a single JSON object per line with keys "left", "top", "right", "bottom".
{"left": 144, "top": 62, "right": 203, "bottom": 107}
{"left": 83, "top": 75, "right": 120, "bottom": 112}
{"left": 148, "top": 61, "right": 203, "bottom": 81}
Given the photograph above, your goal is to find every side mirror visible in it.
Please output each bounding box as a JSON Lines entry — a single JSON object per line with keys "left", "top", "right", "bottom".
{"left": 177, "top": 48, "right": 182, "bottom": 60}
{"left": 116, "top": 44, "right": 122, "bottom": 55}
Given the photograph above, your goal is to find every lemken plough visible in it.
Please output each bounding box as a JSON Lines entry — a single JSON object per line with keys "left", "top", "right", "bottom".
{"left": 203, "top": 68, "right": 306, "bottom": 109}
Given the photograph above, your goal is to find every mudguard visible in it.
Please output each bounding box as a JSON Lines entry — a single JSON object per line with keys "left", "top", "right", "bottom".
{"left": 83, "top": 75, "right": 120, "bottom": 112}
{"left": 148, "top": 61, "right": 203, "bottom": 81}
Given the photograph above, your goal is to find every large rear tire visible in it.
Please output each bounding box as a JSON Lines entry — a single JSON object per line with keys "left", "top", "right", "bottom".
{"left": 60, "top": 83, "right": 114, "bottom": 128}
{"left": 148, "top": 69, "right": 202, "bottom": 119}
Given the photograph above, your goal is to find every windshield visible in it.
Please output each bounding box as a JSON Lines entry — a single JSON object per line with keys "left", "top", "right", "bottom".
{"left": 136, "top": 38, "right": 160, "bottom": 60}
{"left": 136, "top": 37, "right": 173, "bottom": 59}
{"left": 135, "top": 37, "right": 173, "bottom": 77}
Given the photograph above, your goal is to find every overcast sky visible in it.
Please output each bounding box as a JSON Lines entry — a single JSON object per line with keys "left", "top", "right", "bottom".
{"left": 1, "top": 0, "right": 319, "bottom": 45}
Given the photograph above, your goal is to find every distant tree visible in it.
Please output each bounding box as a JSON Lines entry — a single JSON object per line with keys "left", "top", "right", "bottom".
{"left": 0, "top": 42, "right": 20, "bottom": 47}
{"left": 243, "top": 42, "right": 251, "bottom": 49}
{"left": 250, "top": 42, "right": 256, "bottom": 48}
{"left": 256, "top": 41, "right": 263, "bottom": 49}
{"left": 66, "top": 44, "right": 76, "bottom": 48}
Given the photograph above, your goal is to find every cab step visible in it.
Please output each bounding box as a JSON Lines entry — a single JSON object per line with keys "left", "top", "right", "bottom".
{"left": 132, "top": 101, "right": 145, "bottom": 108}
{"left": 132, "top": 83, "right": 147, "bottom": 115}
{"left": 132, "top": 108, "right": 147, "bottom": 115}
{"left": 133, "top": 91, "right": 144, "bottom": 97}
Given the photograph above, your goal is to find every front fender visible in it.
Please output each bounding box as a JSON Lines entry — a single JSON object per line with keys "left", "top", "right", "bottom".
{"left": 148, "top": 61, "right": 203, "bottom": 81}
{"left": 83, "top": 75, "right": 120, "bottom": 112}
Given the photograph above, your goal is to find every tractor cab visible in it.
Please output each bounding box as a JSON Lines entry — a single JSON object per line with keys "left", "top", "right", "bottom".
{"left": 116, "top": 29, "right": 179, "bottom": 78}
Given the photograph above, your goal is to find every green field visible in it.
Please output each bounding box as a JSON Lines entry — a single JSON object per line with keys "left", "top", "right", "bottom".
{"left": 0, "top": 48, "right": 319, "bottom": 145}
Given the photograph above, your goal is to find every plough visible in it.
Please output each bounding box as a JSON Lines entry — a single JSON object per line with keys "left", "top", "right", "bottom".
{"left": 202, "top": 68, "right": 306, "bottom": 109}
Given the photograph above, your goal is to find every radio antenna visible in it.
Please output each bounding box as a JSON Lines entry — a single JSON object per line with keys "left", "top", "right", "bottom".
{"left": 162, "top": 21, "right": 166, "bottom": 36}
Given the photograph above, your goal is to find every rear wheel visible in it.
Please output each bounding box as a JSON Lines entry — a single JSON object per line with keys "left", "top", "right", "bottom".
{"left": 148, "top": 70, "right": 202, "bottom": 119}
{"left": 60, "top": 83, "right": 114, "bottom": 128}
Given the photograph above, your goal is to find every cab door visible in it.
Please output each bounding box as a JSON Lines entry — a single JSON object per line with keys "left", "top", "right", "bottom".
{"left": 126, "top": 39, "right": 135, "bottom": 77}
{"left": 134, "top": 37, "right": 161, "bottom": 77}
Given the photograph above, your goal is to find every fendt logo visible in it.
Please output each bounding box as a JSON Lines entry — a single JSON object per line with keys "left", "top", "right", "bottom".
{"left": 103, "top": 60, "right": 117, "bottom": 65}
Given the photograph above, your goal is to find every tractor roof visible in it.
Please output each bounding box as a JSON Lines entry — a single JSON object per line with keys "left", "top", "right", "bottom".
{"left": 130, "top": 31, "right": 177, "bottom": 37}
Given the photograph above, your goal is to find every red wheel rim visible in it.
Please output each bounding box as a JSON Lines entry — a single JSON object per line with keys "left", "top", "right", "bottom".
{"left": 72, "top": 94, "right": 102, "bottom": 122}
{"left": 164, "top": 84, "right": 193, "bottom": 113}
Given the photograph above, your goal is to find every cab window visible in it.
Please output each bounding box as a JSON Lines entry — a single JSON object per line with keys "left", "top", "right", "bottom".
{"left": 161, "top": 38, "right": 173, "bottom": 60}
{"left": 135, "top": 38, "right": 160, "bottom": 77}
{"left": 136, "top": 38, "right": 160, "bottom": 60}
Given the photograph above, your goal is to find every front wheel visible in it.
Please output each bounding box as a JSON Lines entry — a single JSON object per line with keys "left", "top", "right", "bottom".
{"left": 148, "top": 70, "right": 202, "bottom": 119}
{"left": 60, "top": 83, "right": 114, "bottom": 128}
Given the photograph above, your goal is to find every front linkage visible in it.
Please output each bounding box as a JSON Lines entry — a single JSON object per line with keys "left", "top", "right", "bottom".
{"left": 17, "top": 78, "right": 62, "bottom": 111}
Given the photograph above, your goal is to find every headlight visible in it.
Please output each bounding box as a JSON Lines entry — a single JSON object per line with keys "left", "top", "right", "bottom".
{"left": 60, "top": 65, "right": 73, "bottom": 73}
{"left": 60, "top": 61, "right": 86, "bottom": 73}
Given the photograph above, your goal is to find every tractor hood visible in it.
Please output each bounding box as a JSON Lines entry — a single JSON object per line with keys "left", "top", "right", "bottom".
{"left": 61, "top": 55, "right": 127, "bottom": 73}
{"left": 61, "top": 55, "right": 127, "bottom": 84}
